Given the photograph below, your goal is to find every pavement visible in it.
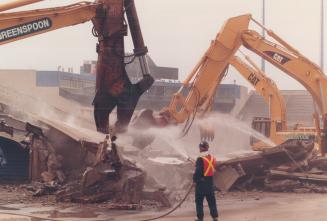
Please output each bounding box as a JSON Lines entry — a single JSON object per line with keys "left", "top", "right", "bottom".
{"left": 1, "top": 192, "right": 327, "bottom": 221}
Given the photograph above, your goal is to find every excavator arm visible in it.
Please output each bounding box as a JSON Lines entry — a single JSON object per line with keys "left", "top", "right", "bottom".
{"left": 134, "top": 14, "right": 327, "bottom": 153}
{"left": 136, "top": 15, "right": 251, "bottom": 127}
{"left": 241, "top": 26, "right": 327, "bottom": 114}
{"left": 0, "top": 1, "right": 99, "bottom": 45}
{"left": 0, "top": 0, "right": 154, "bottom": 134}
{"left": 213, "top": 14, "right": 327, "bottom": 117}
{"left": 230, "top": 55, "right": 287, "bottom": 147}
{"left": 230, "top": 55, "right": 287, "bottom": 131}
{"left": 195, "top": 54, "right": 288, "bottom": 143}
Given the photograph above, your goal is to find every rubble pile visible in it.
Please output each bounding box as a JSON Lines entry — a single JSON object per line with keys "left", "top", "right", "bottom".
{"left": 215, "top": 139, "right": 327, "bottom": 193}
{"left": 27, "top": 135, "right": 171, "bottom": 209}
{"left": 31, "top": 135, "right": 66, "bottom": 185}
{"left": 6, "top": 108, "right": 327, "bottom": 210}
{"left": 0, "top": 112, "right": 173, "bottom": 209}
{"left": 24, "top": 136, "right": 327, "bottom": 208}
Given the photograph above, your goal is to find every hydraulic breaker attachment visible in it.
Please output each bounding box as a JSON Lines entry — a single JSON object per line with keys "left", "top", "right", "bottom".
{"left": 93, "top": 74, "right": 154, "bottom": 134}
{"left": 92, "top": 0, "right": 153, "bottom": 134}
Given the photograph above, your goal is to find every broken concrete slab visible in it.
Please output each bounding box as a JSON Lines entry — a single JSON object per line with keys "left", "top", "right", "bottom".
{"left": 262, "top": 139, "right": 314, "bottom": 166}
{"left": 269, "top": 169, "right": 327, "bottom": 184}
{"left": 214, "top": 140, "right": 315, "bottom": 191}
{"left": 264, "top": 179, "right": 301, "bottom": 192}
{"left": 308, "top": 157, "right": 327, "bottom": 171}
{"left": 214, "top": 164, "right": 246, "bottom": 192}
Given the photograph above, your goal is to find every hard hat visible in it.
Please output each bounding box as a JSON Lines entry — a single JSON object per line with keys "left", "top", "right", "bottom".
{"left": 199, "top": 141, "right": 209, "bottom": 149}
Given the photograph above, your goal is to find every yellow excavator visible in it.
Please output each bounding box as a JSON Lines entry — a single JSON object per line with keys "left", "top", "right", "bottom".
{"left": 230, "top": 54, "right": 287, "bottom": 150}
{"left": 135, "top": 14, "right": 327, "bottom": 154}
{"left": 0, "top": 0, "right": 154, "bottom": 134}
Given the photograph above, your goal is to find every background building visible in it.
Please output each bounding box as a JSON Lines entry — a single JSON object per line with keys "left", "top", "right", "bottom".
{"left": 0, "top": 54, "right": 317, "bottom": 130}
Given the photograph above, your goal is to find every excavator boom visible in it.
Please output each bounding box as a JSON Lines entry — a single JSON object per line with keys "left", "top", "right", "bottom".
{"left": 241, "top": 29, "right": 327, "bottom": 114}
{"left": 159, "top": 15, "right": 251, "bottom": 124}
{"left": 0, "top": 2, "right": 99, "bottom": 45}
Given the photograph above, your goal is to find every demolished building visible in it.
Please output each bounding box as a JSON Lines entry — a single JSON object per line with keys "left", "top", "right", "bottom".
{"left": 0, "top": 97, "right": 176, "bottom": 208}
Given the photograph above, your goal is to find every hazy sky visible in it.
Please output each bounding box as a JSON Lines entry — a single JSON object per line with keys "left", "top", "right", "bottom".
{"left": 0, "top": 0, "right": 325, "bottom": 90}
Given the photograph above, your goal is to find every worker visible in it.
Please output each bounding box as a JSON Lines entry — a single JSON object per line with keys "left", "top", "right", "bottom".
{"left": 193, "top": 141, "right": 218, "bottom": 221}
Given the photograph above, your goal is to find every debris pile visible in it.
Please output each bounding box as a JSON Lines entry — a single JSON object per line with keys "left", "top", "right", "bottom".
{"left": 28, "top": 135, "right": 171, "bottom": 209}
{"left": 0, "top": 112, "right": 172, "bottom": 209}
{"left": 23, "top": 122, "right": 66, "bottom": 184}
{"left": 215, "top": 139, "right": 327, "bottom": 193}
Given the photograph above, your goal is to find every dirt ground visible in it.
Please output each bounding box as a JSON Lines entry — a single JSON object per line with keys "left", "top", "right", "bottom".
{"left": 0, "top": 185, "right": 327, "bottom": 221}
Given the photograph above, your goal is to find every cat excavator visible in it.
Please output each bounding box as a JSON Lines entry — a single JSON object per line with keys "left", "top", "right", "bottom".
{"left": 132, "top": 51, "right": 289, "bottom": 150}
{"left": 229, "top": 54, "right": 287, "bottom": 150}
{"left": 134, "top": 14, "right": 327, "bottom": 154}
{"left": 0, "top": 0, "right": 154, "bottom": 134}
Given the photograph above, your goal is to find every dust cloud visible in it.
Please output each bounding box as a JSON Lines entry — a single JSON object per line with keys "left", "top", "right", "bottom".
{"left": 0, "top": 82, "right": 108, "bottom": 143}
{"left": 0, "top": 83, "right": 274, "bottom": 161}
{"left": 127, "top": 112, "right": 275, "bottom": 161}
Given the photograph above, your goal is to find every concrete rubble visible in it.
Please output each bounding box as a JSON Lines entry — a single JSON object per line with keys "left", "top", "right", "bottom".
{"left": 215, "top": 139, "right": 327, "bottom": 193}
{"left": 0, "top": 105, "right": 172, "bottom": 209}
{"left": 27, "top": 130, "right": 172, "bottom": 209}
{"left": 4, "top": 102, "right": 327, "bottom": 212}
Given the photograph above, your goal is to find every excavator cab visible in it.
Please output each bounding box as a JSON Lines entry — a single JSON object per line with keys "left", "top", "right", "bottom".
{"left": 250, "top": 117, "right": 271, "bottom": 146}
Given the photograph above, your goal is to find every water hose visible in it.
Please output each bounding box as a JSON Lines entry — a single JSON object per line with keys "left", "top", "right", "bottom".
{"left": 138, "top": 182, "right": 194, "bottom": 221}
{"left": 0, "top": 158, "right": 196, "bottom": 221}
{"left": 0, "top": 182, "right": 194, "bottom": 221}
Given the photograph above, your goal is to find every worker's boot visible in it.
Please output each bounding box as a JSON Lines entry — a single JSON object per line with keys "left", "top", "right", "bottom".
{"left": 194, "top": 218, "right": 203, "bottom": 221}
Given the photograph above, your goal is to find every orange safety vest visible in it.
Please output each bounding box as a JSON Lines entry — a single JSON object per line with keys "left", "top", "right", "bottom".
{"left": 201, "top": 154, "right": 216, "bottom": 177}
